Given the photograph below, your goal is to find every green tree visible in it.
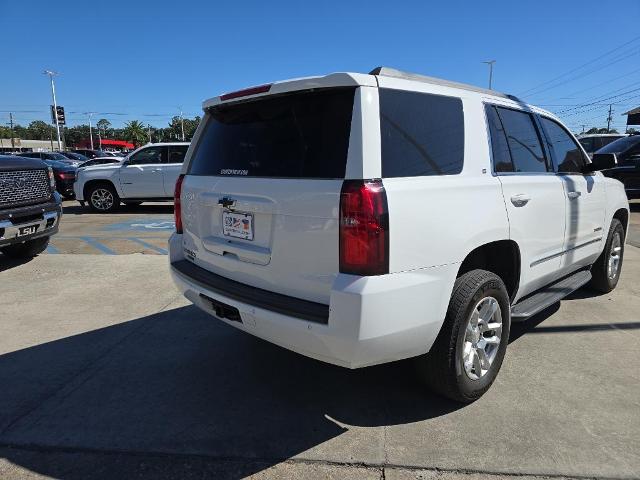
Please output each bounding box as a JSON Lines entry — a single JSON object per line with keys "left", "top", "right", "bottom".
{"left": 64, "top": 125, "right": 91, "bottom": 148}
{"left": 123, "top": 120, "right": 147, "bottom": 147}
{"left": 27, "top": 121, "right": 52, "bottom": 140}
{"left": 166, "top": 115, "right": 201, "bottom": 141}
{"left": 96, "top": 119, "right": 111, "bottom": 138}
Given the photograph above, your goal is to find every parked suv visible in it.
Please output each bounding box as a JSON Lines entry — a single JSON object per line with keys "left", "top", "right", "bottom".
{"left": 74, "top": 142, "right": 189, "bottom": 212}
{"left": 596, "top": 133, "right": 640, "bottom": 199}
{"left": 168, "top": 68, "right": 629, "bottom": 402}
{"left": 0, "top": 155, "right": 62, "bottom": 258}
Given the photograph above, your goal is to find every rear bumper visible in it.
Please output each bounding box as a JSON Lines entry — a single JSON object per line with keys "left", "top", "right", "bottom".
{"left": 169, "top": 233, "right": 458, "bottom": 368}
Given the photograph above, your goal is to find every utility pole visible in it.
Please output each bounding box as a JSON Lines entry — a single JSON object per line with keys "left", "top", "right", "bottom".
{"left": 581, "top": 125, "right": 586, "bottom": 135}
{"left": 482, "top": 60, "right": 496, "bottom": 90}
{"left": 9, "top": 112, "right": 15, "bottom": 150}
{"left": 606, "top": 104, "right": 613, "bottom": 133}
{"left": 178, "top": 107, "right": 185, "bottom": 141}
{"left": 147, "top": 124, "right": 152, "bottom": 143}
{"left": 43, "top": 70, "right": 62, "bottom": 150}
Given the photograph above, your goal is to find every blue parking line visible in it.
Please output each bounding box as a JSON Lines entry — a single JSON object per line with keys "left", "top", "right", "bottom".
{"left": 46, "top": 244, "right": 60, "bottom": 254}
{"left": 80, "top": 236, "right": 116, "bottom": 255}
{"left": 127, "top": 237, "right": 168, "bottom": 255}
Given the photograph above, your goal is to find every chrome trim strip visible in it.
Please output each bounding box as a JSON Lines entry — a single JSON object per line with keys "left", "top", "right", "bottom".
{"left": 0, "top": 211, "right": 59, "bottom": 241}
{"left": 530, "top": 237, "right": 603, "bottom": 268}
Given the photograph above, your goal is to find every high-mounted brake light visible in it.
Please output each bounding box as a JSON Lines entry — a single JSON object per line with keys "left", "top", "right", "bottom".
{"left": 174, "top": 174, "right": 185, "bottom": 234}
{"left": 339, "top": 179, "right": 389, "bottom": 276}
{"left": 220, "top": 84, "right": 271, "bottom": 101}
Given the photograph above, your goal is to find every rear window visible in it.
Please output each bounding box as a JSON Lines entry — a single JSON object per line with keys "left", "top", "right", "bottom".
{"left": 597, "top": 136, "right": 639, "bottom": 155}
{"left": 188, "top": 88, "right": 356, "bottom": 178}
{"left": 379, "top": 88, "right": 464, "bottom": 177}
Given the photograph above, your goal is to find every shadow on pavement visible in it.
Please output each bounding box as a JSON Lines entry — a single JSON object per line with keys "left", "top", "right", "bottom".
{"left": 62, "top": 203, "right": 174, "bottom": 216}
{"left": 0, "top": 305, "right": 460, "bottom": 479}
{"left": 0, "top": 253, "right": 35, "bottom": 273}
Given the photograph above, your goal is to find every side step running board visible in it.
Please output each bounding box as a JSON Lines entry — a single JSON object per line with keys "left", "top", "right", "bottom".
{"left": 511, "top": 270, "right": 592, "bottom": 321}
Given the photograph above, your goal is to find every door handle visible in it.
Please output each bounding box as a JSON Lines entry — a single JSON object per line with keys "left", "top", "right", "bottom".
{"left": 567, "top": 191, "right": 581, "bottom": 199}
{"left": 510, "top": 194, "right": 531, "bottom": 207}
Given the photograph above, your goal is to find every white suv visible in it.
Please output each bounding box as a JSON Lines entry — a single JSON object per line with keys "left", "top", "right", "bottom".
{"left": 74, "top": 142, "right": 189, "bottom": 212}
{"left": 169, "top": 68, "right": 629, "bottom": 402}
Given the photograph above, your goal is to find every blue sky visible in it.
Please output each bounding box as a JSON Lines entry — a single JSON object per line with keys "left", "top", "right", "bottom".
{"left": 2, "top": 0, "right": 639, "bottom": 132}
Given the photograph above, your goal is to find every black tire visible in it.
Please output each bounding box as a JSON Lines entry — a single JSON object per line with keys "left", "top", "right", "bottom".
{"left": 87, "top": 183, "right": 120, "bottom": 213}
{"left": 1, "top": 236, "right": 50, "bottom": 259}
{"left": 417, "top": 269, "right": 511, "bottom": 403}
{"left": 589, "top": 218, "right": 625, "bottom": 293}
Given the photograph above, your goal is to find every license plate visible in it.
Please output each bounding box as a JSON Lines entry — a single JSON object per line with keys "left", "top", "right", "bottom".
{"left": 222, "top": 211, "right": 253, "bottom": 240}
{"left": 18, "top": 225, "right": 39, "bottom": 237}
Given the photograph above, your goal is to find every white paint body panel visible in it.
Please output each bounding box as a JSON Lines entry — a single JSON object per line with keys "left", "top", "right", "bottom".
{"left": 74, "top": 142, "right": 188, "bottom": 201}
{"left": 170, "top": 70, "right": 630, "bottom": 368}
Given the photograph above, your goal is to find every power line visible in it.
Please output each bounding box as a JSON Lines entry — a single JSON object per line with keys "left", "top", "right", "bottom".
{"left": 517, "top": 35, "right": 640, "bottom": 96}
{"left": 556, "top": 85, "right": 640, "bottom": 115}
{"left": 521, "top": 48, "right": 640, "bottom": 99}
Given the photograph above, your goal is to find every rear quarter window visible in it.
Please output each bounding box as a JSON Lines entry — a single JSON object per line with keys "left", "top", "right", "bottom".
{"left": 379, "top": 89, "right": 464, "bottom": 177}
{"left": 188, "top": 88, "right": 355, "bottom": 179}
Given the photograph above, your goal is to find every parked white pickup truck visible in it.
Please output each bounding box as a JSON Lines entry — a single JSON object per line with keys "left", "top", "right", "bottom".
{"left": 169, "top": 67, "right": 629, "bottom": 402}
{"left": 74, "top": 142, "right": 189, "bottom": 212}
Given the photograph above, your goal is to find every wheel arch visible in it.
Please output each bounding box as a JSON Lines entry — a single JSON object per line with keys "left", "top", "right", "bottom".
{"left": 457, "top": 240, "right": 521, "bottom": 302}
{"left": 83, "top": 179, "right": 118, "bottom": 201}
{"left": 612, "top": 208, "right": 629, "bottom": 238}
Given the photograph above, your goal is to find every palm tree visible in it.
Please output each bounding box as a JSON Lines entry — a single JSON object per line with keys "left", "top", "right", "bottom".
{"left": 123, "top": 120, "right": 147, "bottom": 147}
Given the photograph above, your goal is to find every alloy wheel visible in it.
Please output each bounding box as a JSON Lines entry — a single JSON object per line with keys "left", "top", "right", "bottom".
{"left": 91, "top": 188, "right": 114, "bottom": 211}
{"left": 462, "top": 296, "right": 503, "bottom": 380}
{"left": 607, "top": 232, "right": 622, "bottom": 279}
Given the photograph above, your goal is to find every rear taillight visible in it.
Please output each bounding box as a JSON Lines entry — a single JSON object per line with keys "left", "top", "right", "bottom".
{"left": 174, "top": 174, "right": 185, "bottom": 234}
{"left": 58, "top": 172, "right": 75, "bottom": 180}
{"left": 339, "top": 179, "right": 389, "bottom": 276}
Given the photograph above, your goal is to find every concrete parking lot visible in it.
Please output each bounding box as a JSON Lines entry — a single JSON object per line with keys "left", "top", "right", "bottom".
{"left": 0, "top": 202, "right": 638, "bottom": 479}
{"left": 44, "top": 201, "right": 174, "bottom": 256}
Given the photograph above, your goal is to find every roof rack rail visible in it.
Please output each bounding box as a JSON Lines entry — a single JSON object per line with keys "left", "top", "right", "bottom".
{"left": 369, "top": 66, "right": 515, "bottom": 100}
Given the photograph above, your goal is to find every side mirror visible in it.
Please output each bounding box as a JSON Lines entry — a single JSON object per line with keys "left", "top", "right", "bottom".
{"left": 583, "top": 153, "right": 617, "bottom": 173}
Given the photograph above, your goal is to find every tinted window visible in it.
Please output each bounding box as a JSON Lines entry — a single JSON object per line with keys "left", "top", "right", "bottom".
{"left": 485, "top": 105, "right": 514, "bottom": 172}
{"left": 379, "top": 89, "right": 464, "bottom": 177}
{"left": 598, "top": 136, "right": 640, "bottom": 155}
{"left": 46, "top": 153, "right": 69, "bottom": 161}
{"left": 495, "top": 107, "right": 547, "bottom": 173}
{"left": 540, "top": 117, "right": 586, "bottom": 174}
{"left": 596, "top": 136, "right": 623, "bottom": 150}
{"left": 167, "top": 145, "right": 188, "bottom": 164}
{"left": 128, "top": 146, "right": 166, "bottom": 165}
{"left": 189, "top": 88, "right": 355, "bottom": 178}
{"left": 578, "top": 137, "right": 594, "bottom": 153}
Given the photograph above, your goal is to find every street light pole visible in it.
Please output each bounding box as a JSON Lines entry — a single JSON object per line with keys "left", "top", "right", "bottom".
{"left": 86, "top": 112, "right": 95, "bottom": 150}
{"left": 482, "top": 60, "right": 496, "bottom": 90}
{"left": 43, "top": 70, "right": 62, "bottom": 150}
{"left": 178, "top": 107, "right": 185, "bottom": 141}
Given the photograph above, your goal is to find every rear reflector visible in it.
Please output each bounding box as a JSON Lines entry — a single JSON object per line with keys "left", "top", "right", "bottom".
{"left": 220, "top": 84, "right": 271, "bottom": 101}
{"left": 174, "top": 174, "right": 185, "bottom": 234}
{"left": 339, "top": 179, "right": 389, "bottom": 276}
